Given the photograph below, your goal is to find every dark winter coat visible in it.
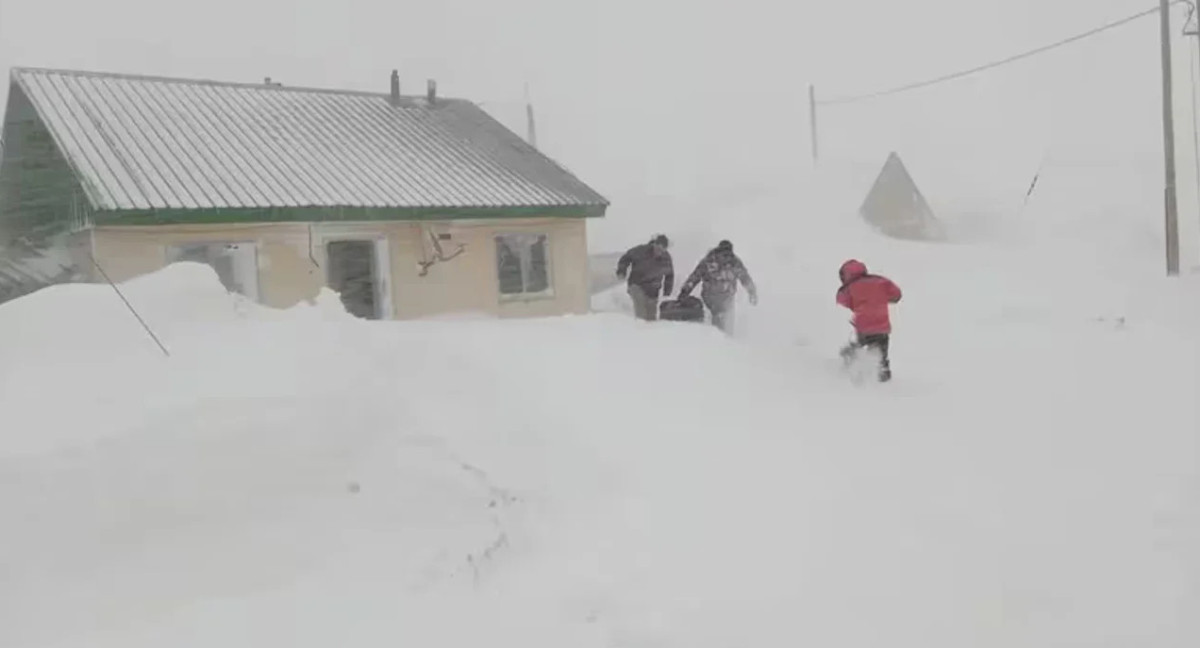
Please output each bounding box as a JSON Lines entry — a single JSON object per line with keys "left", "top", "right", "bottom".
{"left": 617, "top": 243, "right": 675, "bottom": 298}
{"left": 680, "top": 248, "right": 756, "bottom": 304}
{"left": 836, "top": 259, "right": 902, "bottom": 335}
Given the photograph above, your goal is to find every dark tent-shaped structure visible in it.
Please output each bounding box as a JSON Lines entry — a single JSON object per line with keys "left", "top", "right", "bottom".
{"left": 859, "top": 152, "right": 944, "bottom": 241}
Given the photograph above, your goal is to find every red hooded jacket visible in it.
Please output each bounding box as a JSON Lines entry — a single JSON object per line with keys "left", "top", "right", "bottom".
{"left": 836, "top": 259, "right": 902, "bottom": 335}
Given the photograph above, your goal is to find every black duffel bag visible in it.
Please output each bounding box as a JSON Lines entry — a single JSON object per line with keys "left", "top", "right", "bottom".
{"left": 658, "top": 295, "right": 706, "bottom": 323}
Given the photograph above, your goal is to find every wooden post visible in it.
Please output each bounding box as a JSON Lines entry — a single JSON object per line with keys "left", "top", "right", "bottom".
{"left": 1161, "top": 0, "right": 1181, "bottom": 276}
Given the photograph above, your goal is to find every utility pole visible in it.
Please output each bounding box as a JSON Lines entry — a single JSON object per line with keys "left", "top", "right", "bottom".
{"left": 809, "top": 85, "right": 819, "bottom": 164}
{"left": 1160, "top": 0, "right": 1181, "bottom": 276}
{"left": 1185, "top": 6, "right": 1199, "bottom": 269}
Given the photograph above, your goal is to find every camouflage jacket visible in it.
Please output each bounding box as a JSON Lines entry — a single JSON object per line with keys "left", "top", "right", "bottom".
{"left": 680, "top": 249, "right": 756, "bottom": 301}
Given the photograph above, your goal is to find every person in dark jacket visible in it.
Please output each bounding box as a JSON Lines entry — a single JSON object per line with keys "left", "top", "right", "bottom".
{"left": 836, "top": 259, "right": 902, "bottom": 382}
{"left": 616, "top": 234, "right": 675, "bottom": 321}
{"left": 678, "top": 240, "right": 757, "bottom": 334}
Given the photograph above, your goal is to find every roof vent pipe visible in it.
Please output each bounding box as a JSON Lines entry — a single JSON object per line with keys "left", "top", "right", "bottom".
{"left": 427, "top": 79, "right": 437, "bottom": 105}
{"left": 389, "top": 70, "right": 400, "bottom": 106}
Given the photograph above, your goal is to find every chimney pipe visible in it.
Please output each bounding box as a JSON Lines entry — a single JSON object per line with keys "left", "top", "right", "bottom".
{"left": 389, "top": 70, "right": 400, "bottom": 106}
{"left": 427, "top": 79, "right": 437, "bottom": 105}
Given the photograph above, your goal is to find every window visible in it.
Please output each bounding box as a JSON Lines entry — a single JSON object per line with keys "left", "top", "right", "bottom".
{"left": 495, "top": 233, "right": 551, "bottom": 297}
{"left": 166, "top": 241, "right": 260, "bottom": 302}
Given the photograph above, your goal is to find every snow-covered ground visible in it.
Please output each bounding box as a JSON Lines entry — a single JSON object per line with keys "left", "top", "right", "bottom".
{"left": 2, "top": 161, "right": 1199, "bottom": 647}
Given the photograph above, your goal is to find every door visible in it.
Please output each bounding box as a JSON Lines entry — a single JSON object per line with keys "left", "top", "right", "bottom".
{"left": 326, "top": 240, "right": 380, "bottom": 319}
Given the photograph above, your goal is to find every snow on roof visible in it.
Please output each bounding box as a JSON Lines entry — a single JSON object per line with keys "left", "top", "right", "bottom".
{"left": 8, "top": 67, "right": 609, "bottom": 212}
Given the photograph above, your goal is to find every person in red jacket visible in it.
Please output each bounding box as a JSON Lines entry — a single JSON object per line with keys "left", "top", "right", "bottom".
{"left": 836, "top": 259, "right": 902, "bottom": 382}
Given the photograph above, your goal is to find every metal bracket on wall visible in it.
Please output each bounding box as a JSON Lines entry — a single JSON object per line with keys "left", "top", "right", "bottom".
{"left": 417, "top": 227, "right": 466, "bottom": 277}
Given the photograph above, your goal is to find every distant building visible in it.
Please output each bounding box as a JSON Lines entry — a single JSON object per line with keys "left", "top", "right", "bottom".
{"left": 0, "top": 67, "right": 609, "bottom": 318}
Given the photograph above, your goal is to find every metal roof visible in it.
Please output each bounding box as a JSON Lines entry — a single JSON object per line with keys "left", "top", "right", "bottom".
{"left": 8, "top": 67, "right": 609, "bottom": 212}
{"left": 0, "top": 241, "right": 80, "bottom": 304}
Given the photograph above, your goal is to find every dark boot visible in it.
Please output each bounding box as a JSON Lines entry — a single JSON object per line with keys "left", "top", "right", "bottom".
{"left": 858, "top": 334, "right": 892, "bottom": 382}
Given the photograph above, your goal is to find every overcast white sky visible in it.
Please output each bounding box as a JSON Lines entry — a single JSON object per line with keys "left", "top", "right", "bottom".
{"left": 0, "top": 0, "right": 1194, "bottom": 248}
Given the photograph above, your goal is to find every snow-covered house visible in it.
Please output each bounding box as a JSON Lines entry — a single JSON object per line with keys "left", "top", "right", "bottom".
{"left": 0, "top": 67, "right": 608, "bottom": 318}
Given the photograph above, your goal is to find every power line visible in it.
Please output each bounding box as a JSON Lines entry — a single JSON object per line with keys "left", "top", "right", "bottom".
{"left": 819, "top": 2, "right": 1187, "bottom": 106}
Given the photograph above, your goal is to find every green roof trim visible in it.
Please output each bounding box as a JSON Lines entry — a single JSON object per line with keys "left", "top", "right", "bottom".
{"left": 91, "top": 204, "right": 607, "bottom": 226}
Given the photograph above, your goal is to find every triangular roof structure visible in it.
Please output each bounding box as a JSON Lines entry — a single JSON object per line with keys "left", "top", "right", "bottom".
{"left": 2, "top": 67, "right": 609, "bottom": 213}
{"left": 859, "top": 152, "right": 943, "bottom": 241}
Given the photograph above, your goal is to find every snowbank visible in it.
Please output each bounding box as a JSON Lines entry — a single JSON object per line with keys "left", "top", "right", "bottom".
{"left": 1, "top": 169, "right": 1198, "bottom": 648}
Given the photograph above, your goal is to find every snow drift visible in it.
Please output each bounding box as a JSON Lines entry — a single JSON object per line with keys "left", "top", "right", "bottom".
{"left": 2, "top": 161, "right": 1199, "bottom": 648}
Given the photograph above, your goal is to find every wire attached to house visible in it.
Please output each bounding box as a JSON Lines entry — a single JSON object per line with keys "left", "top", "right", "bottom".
{"left": 90, "top": 256, "right": 171, "bottom": 357}
{"left": 819, "top": 2, "right": 1187, "bottom": 106}
{"left": 308, "top": 223, "right": 320, "bottom": 269}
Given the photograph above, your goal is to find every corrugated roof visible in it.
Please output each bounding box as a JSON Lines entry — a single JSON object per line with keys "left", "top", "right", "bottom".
{"left": 0, "top": 241, "right": 80, "bottom": 304}
{"left": 8, "top": 67, "right": 609, "bottom": 212}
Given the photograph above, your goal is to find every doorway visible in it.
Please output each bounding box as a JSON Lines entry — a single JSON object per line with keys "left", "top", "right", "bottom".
{"left": 166, "top": 241, "right": 260, "bottom": 302}
{"left": 326, "top": 239, "right": 390, "bottom": 319}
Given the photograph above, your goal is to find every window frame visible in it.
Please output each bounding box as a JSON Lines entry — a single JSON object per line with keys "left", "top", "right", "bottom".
{"left": 493, "top": 231, "right": 554, "bottom": 302}
{"left": 164, "top": 240, "right": 261, "bottom": 303}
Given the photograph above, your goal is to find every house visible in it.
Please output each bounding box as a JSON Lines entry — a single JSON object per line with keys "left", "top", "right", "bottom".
{"left": 0, "top": 67, "right": 609, "bottom": 319}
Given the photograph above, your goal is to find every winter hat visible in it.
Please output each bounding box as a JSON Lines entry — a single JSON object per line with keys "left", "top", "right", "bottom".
{"left": 716, "top": 239, "right": 733, "bottom": 252}
{"left": 839, "top": 259, "right": 867, "bottom": 283}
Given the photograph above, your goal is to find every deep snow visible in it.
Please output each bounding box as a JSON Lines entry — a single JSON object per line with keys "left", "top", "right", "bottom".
{"left": 2, "top": 161, "right": 1199, "bottom": 647}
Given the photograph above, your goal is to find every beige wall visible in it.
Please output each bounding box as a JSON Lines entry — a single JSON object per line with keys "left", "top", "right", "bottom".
{"left": 88, "top": 218, "right": 590, "bottom": 320}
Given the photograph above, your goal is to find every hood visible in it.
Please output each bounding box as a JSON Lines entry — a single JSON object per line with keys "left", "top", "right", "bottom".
{"left": 839, "top": 259, "right": 867, "bottom": 283}
{"left": 708, "top": 240, "right": 734, "bottom": 259}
